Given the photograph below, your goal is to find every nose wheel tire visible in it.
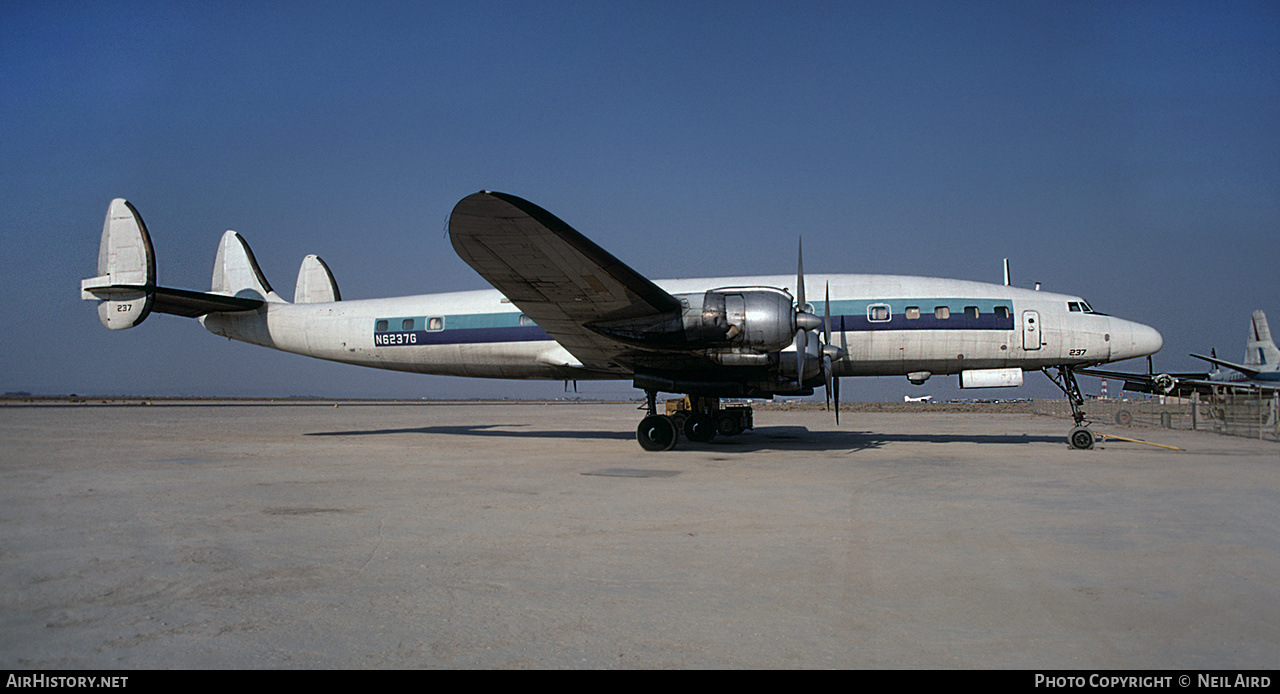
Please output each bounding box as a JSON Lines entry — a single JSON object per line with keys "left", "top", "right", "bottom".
{"left": 1069, "top": 426, "right": 1095, "bottom": 450}
{"left": 637, "top": 415, "right": 679, "bottom": 451}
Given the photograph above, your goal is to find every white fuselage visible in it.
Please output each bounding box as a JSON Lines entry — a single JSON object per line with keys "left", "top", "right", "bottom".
{"left": 200, "top": 273, "right": 1163, "bottom": 386}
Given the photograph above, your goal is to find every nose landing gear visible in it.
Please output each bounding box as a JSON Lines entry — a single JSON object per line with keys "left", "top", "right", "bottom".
{"left": 1045, "top": 366, "right": 1095, "bottom": 449}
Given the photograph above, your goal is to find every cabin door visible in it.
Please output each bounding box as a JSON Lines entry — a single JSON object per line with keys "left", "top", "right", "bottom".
{"left": 1022, "top": 310, "right": 1041, "bottom": 351}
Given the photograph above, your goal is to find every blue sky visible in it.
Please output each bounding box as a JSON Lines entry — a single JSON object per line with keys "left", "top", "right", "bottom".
{"left": 3, "top": 1, "right": 1277, "bottom": 401}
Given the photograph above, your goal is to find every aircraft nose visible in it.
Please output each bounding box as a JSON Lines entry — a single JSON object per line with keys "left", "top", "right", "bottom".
{"left": 1115, "top": 321, "right": 1163, "bottom": 360}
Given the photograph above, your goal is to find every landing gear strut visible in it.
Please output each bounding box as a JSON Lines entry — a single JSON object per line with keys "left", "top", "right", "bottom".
{"left": 634, "top": 392, "right": 753, "bottom": 451}
{"left": 1044, "top": 366, "right": 1095, "bottom": 449}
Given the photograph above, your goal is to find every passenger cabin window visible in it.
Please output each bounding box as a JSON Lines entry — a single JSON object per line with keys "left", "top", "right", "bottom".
{"left": 519, "top": 314, "right": 535, "bottom": 327}
{"left": 994, "top": 306, "right": 1009, "bottom": 319}
{"left": 402, "top": 318, "right": 415, "bottom": 331}
{"left": 905, "top": 306, "right": 921, "bottom": 320}
{"left": 428, "top": 317, "right": 444, "bottom": 331}
{"left": 935, "top": 306, "right": 950, "bottom": 320}
{"left": 868, "top": 304, "right": 891, "bottom": 322}
{"left": 375, "top": 320, "right": 388, "bottom": 332}
{"left": 965, "top": 306, "right": 979, "bottom": 319}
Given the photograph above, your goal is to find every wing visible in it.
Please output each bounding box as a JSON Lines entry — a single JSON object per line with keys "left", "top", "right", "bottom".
{"left": 1190, "top": 353, "right": 1263, "bottom": 379}
{"left": 1076, "top": 367, "right": 1280, "bottom": 395}
{"left": 448, "top": 191, "right": 683, "bottom": 371}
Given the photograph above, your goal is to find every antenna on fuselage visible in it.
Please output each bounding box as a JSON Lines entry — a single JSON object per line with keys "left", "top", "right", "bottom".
{"left": 1003, "top": 259, "right": 1011, "bottom": 286}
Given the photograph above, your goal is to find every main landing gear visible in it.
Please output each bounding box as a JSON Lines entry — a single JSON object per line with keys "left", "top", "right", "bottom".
{"left": 1044, "top": 365, "right": 1095, "bottom": 450}
{"left": 636, "top": 392, "right": 753, "bottom": 451}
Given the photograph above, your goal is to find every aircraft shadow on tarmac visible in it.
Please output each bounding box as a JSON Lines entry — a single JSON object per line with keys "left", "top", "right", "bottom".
{"left": 306, "top": 424, "right": 1064, "bottom": 452}
{"left": 306, "top": 424, "right": 635, "bottom": 441}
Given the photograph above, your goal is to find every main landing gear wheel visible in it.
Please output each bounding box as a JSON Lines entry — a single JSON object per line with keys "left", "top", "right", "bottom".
{"left": 715, "top": 411, "right": 743, "bottom": 436}
{"left": 1069, "top": 426, "right": 1095, "bottom": 450}
{"left": 637, "top": 415, "right": 678, "bottom": 452}
{"left": 684, "top": 413, "right": 716, "bottom": 443}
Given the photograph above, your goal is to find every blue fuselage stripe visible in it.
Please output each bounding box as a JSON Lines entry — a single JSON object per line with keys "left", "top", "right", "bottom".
{"left": 838, "top": 314, "right": 1015, "bottom": 332}
{"left": 372, "top": 301, "right": 1016, "bottom": 347}
{"left": 374, "top": 325, "right": 550, "bottom": 346}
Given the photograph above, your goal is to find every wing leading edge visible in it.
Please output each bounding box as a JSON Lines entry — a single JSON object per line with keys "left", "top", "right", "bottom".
{"left": 448, "top": 191, "right": 683, "bottom": 371}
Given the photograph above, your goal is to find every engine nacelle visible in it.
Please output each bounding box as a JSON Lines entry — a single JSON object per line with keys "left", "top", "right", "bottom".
{"left": 678, "top": 287, "right": 797, "bottom": 351}
{"left": 591, "top": 286, "right": 798, "bottom": 353}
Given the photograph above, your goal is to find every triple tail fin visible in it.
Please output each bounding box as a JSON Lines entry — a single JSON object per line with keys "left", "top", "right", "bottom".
{"left": 211, "top": 230, "right": 285, "bottom": 303}
{"left": 81, "top": 199, "right": 267, "bottom": 329}
{"left": 80, "top": 199, "right": 157, "bottom": 329}
{"left": 294, "top": 255, "right": 341, "bottom": 303}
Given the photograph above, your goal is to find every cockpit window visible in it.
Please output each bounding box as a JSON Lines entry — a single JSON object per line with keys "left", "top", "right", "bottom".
{"left": 1069, "top": 301, "right": 1097, "bottom": 314}
{"left": 1068, "top": 302, "right": 1082, "bottom": 312}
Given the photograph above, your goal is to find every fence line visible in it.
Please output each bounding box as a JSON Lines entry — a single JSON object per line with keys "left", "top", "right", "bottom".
{"left": 1033, "top": 390, "right": 1279, "bottom": 442}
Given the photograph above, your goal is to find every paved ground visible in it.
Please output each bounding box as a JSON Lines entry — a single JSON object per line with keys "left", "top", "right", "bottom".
{"left": 1, "top": 401, "right": 1276, "bottom": 669}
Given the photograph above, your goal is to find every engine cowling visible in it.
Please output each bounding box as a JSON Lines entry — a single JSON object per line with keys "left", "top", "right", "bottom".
{"left": 588, "top": 286, "right": 800, "bottom": 353}
{"left": 679, "top": 287, "right": 797, "bottom": 351}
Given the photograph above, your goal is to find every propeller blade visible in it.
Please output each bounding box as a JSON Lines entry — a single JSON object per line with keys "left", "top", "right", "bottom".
{"left": 823, "top": 284, "right": 832, "bottom": 408}
{"left": 833, "top": 375, "right": 840, "bottom": 425}
{"left": 823, "top": 354, "right": 833, "bottom": 412}
{"left": 824, "top": 283, "right": 831, "bottom": 347}
{"left": 795, "top": 329, "right": 806, "bottom": 387}
{"left": 794, "top": 238, "right": 807, "bottom": 387}
{"left": 836, "top": 314, "right": 845, "bottom": 424}
{"left": 796, "top": 238, "right": 806, "bottom": 310}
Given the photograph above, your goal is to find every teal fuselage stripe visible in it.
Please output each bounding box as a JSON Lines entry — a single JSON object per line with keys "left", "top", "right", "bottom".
{"left": 370, "top": 298, "right": 1017, "bottom": 347}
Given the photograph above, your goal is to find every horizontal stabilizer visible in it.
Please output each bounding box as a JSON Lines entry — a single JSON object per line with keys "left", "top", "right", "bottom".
{"left": 152, "top": 287, "right": 265, "bottom": 317}
{"left": 82, "top": 199, "right": 267, "bottom": 329}
{"left": 294, "top": 255, "right": 341, "bottom": 303}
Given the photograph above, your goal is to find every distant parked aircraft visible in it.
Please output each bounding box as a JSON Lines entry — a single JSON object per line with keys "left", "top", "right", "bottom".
{"left": 1080, "top": 310, "right": 1279, "bottom": 398}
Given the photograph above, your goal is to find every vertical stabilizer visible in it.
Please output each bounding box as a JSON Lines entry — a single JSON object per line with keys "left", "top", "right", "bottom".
{"left": 80, "top": 199, "right": 156, "bottom": 329}
{"left": 1246, "top": 310, "right": 1279, "bottom": 367}
{"left": 211, "top": 230, "right": 285, "bottom": 303}
{"left": 294, "top": 255, "right": 342, "bottom": 303}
